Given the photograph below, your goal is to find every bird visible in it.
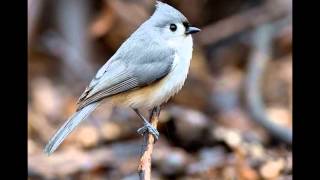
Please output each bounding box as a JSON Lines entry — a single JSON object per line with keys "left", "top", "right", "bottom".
{"left": 44, "top": 1, "right": 200, "bottom": 155}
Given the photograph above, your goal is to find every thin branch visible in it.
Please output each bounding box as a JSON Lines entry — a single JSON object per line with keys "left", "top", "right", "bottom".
{"left": 138, "top": 106, "right": 160, "bottom": 180}
{"left": 197, "top": 0, "right": 291, "bottom": 46}
{"left": 245, "top": 24, "right": 292, "bottom": 144}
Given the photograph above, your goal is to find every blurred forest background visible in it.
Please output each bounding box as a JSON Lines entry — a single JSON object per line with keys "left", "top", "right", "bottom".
{"left": 28, "top": 0, "right": 292, "bottom": 179}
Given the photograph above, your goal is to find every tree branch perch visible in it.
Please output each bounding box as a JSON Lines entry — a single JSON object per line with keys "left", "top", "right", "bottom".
{"left": 138, "top": 106, "right": 160, "bottom": 180}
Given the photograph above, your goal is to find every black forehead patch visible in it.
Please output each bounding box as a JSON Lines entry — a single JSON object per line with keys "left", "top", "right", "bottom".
{"left": 150, "top": 2, "right": 189, "bottom": 27}
{"left": 183, "top": 21, "right": 191, "bottom": 29}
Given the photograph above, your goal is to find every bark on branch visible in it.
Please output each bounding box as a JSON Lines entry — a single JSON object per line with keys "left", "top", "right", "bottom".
{"left": 138, "top": 107, "right": 160, "bottom": 180}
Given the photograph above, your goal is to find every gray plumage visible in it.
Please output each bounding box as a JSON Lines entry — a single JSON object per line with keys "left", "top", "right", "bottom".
{"left": 44, "top": 102, "right": 99, "bottom": 155}
{"left": 75, "top": 1, "right": 187, "bottom": 110}
{"left": 76, "top": 31, "right": 175, "bottom": 110}
{"left": 44, "top": 1, "right": 197, "bottom": 155}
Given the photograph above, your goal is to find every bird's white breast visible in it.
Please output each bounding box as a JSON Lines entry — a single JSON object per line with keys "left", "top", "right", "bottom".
{"left": 111, "top": 36, "right": 193, "bottom": 109}
{"left": 153, "top": 36, "right": 193, "bottom": 100}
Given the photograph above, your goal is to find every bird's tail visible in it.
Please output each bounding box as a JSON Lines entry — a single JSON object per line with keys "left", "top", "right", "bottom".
{"left": 44, "top": 102, "right": 99, "bottom": 155}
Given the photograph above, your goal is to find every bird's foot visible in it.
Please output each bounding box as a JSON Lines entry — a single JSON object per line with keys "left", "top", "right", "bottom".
{"left": 137, "top": 121, "right": 160, "bottom": 141}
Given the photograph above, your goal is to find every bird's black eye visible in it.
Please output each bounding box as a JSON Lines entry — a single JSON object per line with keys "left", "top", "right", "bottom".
{"left": 170, "top": 24, "right": 177, "bottom": 32}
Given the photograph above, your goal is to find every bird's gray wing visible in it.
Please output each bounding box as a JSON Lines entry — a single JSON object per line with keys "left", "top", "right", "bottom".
{"left": 76, "top": 38, "right": 175, "bottom": 110}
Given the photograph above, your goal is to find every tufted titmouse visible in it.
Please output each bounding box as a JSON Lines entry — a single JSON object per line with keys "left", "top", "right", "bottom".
{"left": 44, "top": 1, "right": 200, "bottom": 155}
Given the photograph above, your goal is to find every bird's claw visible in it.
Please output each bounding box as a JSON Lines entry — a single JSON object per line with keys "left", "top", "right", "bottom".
{"left": 137, "top": 122, "right": 160, "bottom": 141}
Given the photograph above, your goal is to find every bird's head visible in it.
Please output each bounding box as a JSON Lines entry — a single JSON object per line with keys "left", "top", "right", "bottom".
{"left": 147, "top": 1, "right": 200, "bottom": 46}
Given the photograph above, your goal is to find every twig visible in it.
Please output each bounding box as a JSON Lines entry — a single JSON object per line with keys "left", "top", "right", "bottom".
{"left": 138, "top": 106, "right": 160, "bottom": 180}
{"left": 245, "top": 24, "right": 292, "bottom": 144}
{"left": 197, "top": 0, "right": 291, "bottom": 46}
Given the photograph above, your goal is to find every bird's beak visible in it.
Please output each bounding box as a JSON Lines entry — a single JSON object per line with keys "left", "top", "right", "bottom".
{"left": 185, "top": 26, "right": 201, "bottom": 35}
